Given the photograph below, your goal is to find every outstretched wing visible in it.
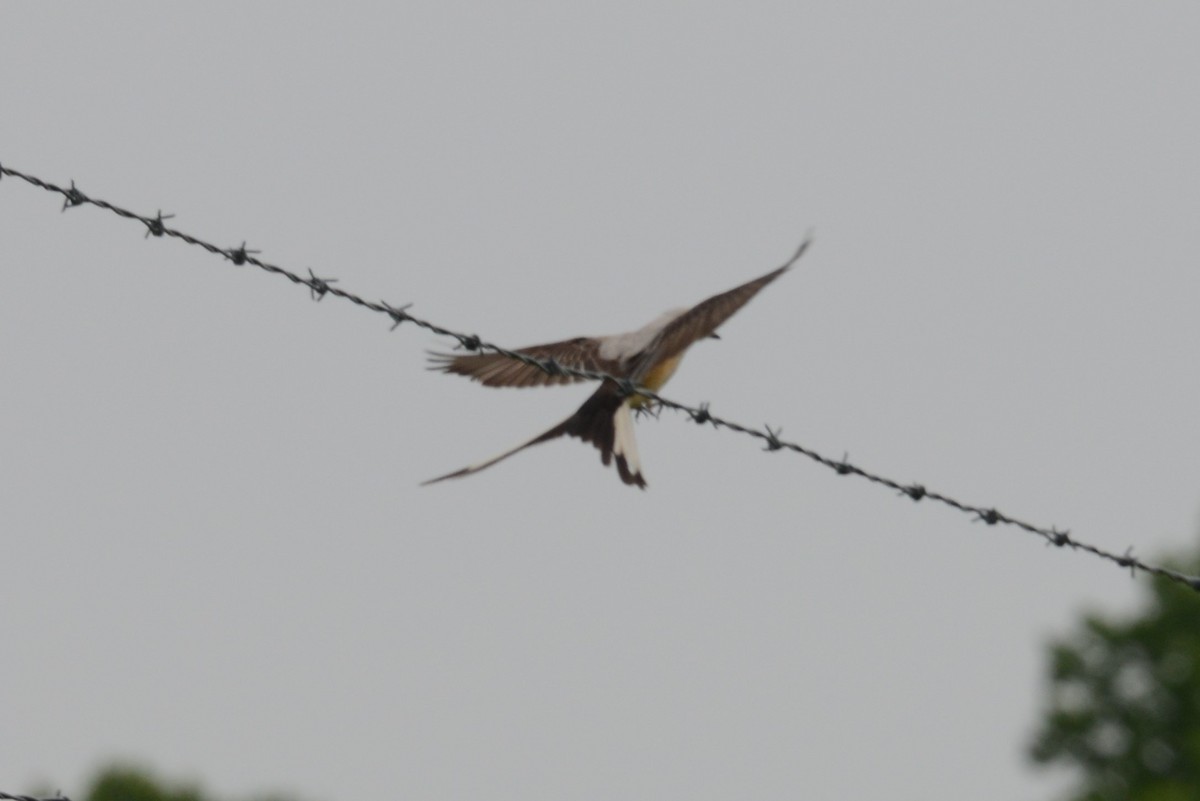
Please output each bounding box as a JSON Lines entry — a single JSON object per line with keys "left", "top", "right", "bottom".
{"left": 628, "top": 238, "right": 811, "bottom": 380}
{"left": 428, "top": 336, "right": 621, "bottom": 388}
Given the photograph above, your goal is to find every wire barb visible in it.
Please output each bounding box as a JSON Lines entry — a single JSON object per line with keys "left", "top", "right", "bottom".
{"left": 2, "top": 159, "right": 1197, "bottom": 592}
{"left": 1119, "top": 547, "right": 1138, "bottom": 578}
{"left": 306, "top": 268, "right": 338, "bottom": 301}
{"left": 61, "top": 180, "right": 87, "bottom": 211}
{"left": 226, "top": 241, "right": 260, "bottom": 266}
{"left": 143, "top": 209, "right": 175, "bottom": 238}
{"left": 762, "top": 425, "right": 785, "bottom": 451}
{"left": 380, "top": 301, "right": 413, "bottom": 330}
{"left": 456, "top": 333, "right": 483, "bottom": 351}
{"left": 975, "top": 508, "right": 1000, "bottom": 526}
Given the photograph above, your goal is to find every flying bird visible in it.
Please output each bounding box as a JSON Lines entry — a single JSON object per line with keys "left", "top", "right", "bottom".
{"left": 424, "top": 237, "right": 812, "bottom": 488}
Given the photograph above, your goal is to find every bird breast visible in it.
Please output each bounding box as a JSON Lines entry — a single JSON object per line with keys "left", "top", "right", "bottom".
{"left": 629, "top": 352, "right": 685, "bottom": 408}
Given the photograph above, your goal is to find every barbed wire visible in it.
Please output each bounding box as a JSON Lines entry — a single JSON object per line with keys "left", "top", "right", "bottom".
{"left": 0, "top": 793, "right": 72, "bottom": 801}
{"left": 3, "top": 160, "right": 1198, "bottom": 592}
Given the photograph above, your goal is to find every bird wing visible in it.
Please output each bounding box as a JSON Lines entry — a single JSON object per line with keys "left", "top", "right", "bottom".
{"left": 628, "top": 238, "right": 811, "bottom": 381}
{"left": 428, "top": 336, "right": 622, "bottom": 388}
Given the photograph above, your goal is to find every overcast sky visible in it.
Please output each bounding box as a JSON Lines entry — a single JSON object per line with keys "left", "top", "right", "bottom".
{"left": 3, "top": 4, "right": 1199, "bottom": 800}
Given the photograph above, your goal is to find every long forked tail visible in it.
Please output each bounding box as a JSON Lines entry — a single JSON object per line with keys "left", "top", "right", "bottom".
{"left": 422, "top": 386, "right": 647, "bottom": 488}
{"left": 420, "top": 418, "right": 572, "bottom": 486}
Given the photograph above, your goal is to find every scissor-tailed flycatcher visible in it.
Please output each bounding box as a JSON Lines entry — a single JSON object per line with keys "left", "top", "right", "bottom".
{"left": 424, "top": 238, "right": 812, "bottom": 488}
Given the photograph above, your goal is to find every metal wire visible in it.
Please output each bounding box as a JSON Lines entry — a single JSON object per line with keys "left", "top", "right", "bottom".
{"left": 3, "top": 160, "right": 1197, "bottom": 592}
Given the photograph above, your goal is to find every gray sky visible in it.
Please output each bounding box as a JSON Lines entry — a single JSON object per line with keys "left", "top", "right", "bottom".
{"left": 3, "top": 4, "right": 1199, "bottom": 800}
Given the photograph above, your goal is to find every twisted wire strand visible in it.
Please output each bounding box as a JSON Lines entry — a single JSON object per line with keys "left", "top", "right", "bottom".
{"left": 3, "top": 161, "right": 1196, "bottom": 592}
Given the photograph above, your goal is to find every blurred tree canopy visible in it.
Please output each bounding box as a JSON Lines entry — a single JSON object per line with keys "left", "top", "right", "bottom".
{"left": 65, "top": 765, "right": 293, "bottom": 801}
{"left": 1028, "top": 545, "right": 1200, "bottom": 801}
{"left": 86, "top": 767, "right": 202, "bottom": 801}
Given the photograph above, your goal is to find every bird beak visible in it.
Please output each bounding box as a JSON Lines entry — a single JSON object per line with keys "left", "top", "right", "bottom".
{"left": 708, "top": 332, "right": 721, "bottom": 340}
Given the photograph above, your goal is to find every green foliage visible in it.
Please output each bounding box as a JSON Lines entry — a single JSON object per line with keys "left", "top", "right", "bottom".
{"left": 1028, "top": 547, "right": 1200, "bottom": 801}
{"left": 87, "top": 766, "right": 200, "bottom": 801}
{"left": 82, "top": 765, "right": 290, "bottom": 801}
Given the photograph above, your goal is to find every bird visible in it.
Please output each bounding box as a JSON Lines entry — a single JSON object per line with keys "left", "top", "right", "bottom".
{"left": 423, "top": 237, "right": 812, "bottom": 488}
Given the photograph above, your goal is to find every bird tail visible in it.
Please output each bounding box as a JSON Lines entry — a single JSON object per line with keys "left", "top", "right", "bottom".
{"left": 568, "top": 391, "right": 644, "bottom": 488}
{"left": 422, "top": 386, "right": 646, "bottom": 488}
{"left": 420, "top": 418, "right": 573, "bottom": 486}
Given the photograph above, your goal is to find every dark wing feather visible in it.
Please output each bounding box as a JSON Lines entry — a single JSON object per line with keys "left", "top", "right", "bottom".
{"left": 629, "top": 238, "right": 811, "bottom": 380}
{"left": 428, "top": 337, "right": 620, "bottom": 388}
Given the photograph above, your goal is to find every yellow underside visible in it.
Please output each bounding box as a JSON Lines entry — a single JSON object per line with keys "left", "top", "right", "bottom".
{"left": 629, "top": 353, "right": 684, "bottom": 408}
